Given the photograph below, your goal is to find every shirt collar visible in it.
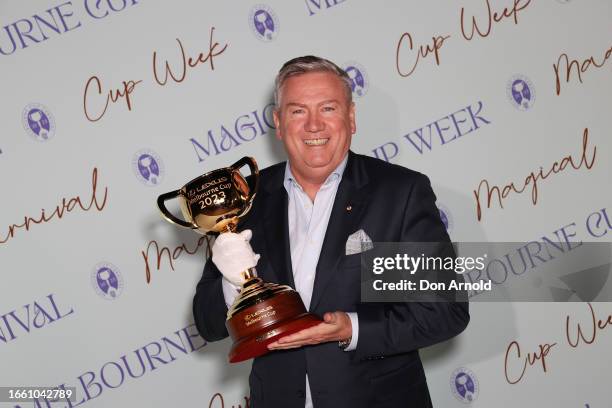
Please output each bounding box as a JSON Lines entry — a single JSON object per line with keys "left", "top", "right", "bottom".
{"left": 283, "top": 153, "right": 349, "bottom": 193}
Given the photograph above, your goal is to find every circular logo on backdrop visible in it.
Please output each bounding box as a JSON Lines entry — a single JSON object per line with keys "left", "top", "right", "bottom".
{"left": 22, "top": 103, "right": 55, "bottom": 142}
{"left": 451, "top": 367, "right": 479, "bottom": 403}
{"left": 507, "top": 75, "right": 536, "bottom": 111}
{"left": 132, "top": 149, "right": 164, "bottom": 186}
{"left": 437, "top": 203, "right": 454, "bottom": 235}
{"left": 249, "top": 5, "right": 279, "bottom": 42}
{"left": 342, "top": 62, "right": 369, "bottom": 98}
{"left": 91, "top": 262, "right": 124, "bottom": 300}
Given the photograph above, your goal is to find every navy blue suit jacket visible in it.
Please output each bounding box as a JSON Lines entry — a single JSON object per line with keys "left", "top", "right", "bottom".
{"left": 193, "top": 151, "right": 469, "bottom": 407}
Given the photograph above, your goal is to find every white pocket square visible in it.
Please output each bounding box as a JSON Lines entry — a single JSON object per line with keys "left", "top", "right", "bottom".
{"left": 345, "top": 229, "right": 374, "bottom": 255}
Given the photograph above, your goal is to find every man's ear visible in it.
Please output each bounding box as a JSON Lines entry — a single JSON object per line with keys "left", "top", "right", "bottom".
{"left": 273, "top": 108, "right": 282, "bottom": 140}
{"left": 349, "top": 102, "right": 356, "bottom": 134}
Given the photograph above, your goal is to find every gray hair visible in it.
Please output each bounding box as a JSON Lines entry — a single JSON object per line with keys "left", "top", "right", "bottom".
{"left": 274, "top": 55, "right": 353, "bottom": 107}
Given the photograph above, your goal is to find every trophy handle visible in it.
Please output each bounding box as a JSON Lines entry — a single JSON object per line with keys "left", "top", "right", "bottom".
{"left": 230, "top": 156, "right": 259, "bottom": 218}
{"left": 157, "top": 190, "right": 198, "bottom": 229}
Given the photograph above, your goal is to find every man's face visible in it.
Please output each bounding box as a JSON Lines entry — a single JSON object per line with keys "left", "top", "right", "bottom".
{"left": 274, "top": 71, "right": 356, "bottom": 182}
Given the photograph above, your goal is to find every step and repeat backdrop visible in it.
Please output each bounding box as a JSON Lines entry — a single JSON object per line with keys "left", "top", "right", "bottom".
{"left": 1, "top": 1, "right": 611, "bottom": 407}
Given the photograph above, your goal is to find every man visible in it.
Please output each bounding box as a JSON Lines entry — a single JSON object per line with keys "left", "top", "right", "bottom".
{"left": 193, "top": 56, "right": 469, "bottom": 407}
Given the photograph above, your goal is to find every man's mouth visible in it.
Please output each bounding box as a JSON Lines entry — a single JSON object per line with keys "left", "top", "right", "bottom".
{"left": 303, "top": 138, "right": 329, "bottom": 146}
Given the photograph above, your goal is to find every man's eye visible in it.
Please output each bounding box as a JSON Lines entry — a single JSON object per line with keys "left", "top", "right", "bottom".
{"left": 322, "top": 106, "right": 336, "bottom": 112}
{"left": 291, "top": 109, "right": 304, "bottom": 114}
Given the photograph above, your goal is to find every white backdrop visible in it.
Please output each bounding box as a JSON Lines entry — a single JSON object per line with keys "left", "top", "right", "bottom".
{"left": 1, "top": 1, "right": 611, "bottom": 407}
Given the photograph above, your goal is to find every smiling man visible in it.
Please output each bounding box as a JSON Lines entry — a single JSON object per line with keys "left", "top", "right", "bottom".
{"left": 193, "top": 56, "right": 469, "bottom": 408}
{"left": 272, "top": 66, "right": 355, "bottom": 202}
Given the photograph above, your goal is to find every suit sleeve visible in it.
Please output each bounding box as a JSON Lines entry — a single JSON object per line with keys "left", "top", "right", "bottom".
{"left": 193, "top": 256, "right": 231, "bottom": 342}
{"left": 355, "top": 173, "right": 470, "bottom": 360}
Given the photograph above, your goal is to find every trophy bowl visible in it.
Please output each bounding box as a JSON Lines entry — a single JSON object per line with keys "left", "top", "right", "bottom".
{"left": 157, "top": 156, "right": 321, "bottom": 363}
{"left": 157, "top": 156, "right": 257, "bottom": 234}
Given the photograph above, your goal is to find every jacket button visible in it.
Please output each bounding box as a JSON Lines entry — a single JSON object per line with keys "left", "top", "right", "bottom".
{"left": 297, "top": 390, "right": 305, "bottom": 398}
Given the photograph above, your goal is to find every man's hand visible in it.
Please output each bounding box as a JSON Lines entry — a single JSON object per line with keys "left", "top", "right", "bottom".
{"left": 267, "top": 311, "right": 352, "bottom": 350}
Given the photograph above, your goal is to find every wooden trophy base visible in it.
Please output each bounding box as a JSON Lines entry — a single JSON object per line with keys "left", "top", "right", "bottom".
{"left": 226, "top": 280, "right": 322, "bottom": 363}
{"left": 228, "top": 312, "right": 321, "bottom": 363}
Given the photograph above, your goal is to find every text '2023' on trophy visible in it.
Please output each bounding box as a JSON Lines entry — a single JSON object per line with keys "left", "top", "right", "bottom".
{"left": 156, "top": 157, "right": 321, "bottom": 363}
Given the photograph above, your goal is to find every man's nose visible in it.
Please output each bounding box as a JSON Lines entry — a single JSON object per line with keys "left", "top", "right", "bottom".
{"left": 305, "top": 112, "right": 324, "bottom": 132}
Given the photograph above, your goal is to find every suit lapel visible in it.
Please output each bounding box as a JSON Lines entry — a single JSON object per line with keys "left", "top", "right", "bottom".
{"left": 309, "top": 152, "right": 369, "bottom": 312}
{"left": 262, "top": 170, "right": 295, "bottom": 288}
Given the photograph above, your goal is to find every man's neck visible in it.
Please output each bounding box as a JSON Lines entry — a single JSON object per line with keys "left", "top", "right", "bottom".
{"left": 286, "top": 154, "right": 349, "bottom": 202}
{"left": 290, "top": 170, "right": 327, "bottom": 203}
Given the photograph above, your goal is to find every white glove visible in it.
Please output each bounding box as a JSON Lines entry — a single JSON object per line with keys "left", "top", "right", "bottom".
{"left": 212, "top": 230, "right": 260, "bottom": 286}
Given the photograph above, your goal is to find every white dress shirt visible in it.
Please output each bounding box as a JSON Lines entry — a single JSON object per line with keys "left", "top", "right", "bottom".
{"left": 222, "top": 154, "right": 358, "bottom": 408}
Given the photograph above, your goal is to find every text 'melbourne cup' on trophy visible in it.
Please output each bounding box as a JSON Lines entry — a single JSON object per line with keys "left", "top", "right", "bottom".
{"left": 157, "top": 156, "right": 321, "bottom": 363}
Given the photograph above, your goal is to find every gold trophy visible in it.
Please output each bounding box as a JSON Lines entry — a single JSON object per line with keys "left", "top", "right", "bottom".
{"left": 157, "top": 157, "right": 321, "bottom": 362}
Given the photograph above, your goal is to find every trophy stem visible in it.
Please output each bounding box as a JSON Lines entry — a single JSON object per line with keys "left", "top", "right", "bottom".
{"left": 241, "top": 267, "right": 257, "bottom": 281}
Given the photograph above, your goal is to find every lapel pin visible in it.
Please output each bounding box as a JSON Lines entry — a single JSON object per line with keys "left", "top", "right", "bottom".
{"left": 346, "top": 205, "right": 352, "bottom": 212}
